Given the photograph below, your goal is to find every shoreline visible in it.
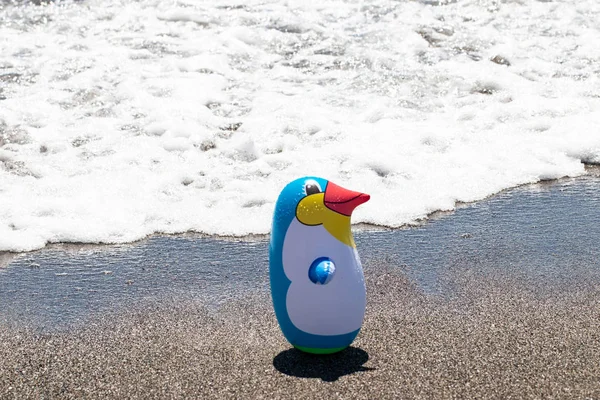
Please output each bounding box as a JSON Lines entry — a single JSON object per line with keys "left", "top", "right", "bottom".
{"left": 2, "top": 164, "right": 599, "bottom": 261}
{"left": 3, "top": 168, "right": 600, "bottom": 331}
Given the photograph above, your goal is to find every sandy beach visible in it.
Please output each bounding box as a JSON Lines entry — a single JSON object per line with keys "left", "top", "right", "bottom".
{"left": 1, "top": 170, "right": 600, "bottom": 399}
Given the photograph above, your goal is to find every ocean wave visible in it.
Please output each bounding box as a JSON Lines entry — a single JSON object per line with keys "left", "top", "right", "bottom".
{"left": 1, "top": 0, "right": 599, "bottom": 251}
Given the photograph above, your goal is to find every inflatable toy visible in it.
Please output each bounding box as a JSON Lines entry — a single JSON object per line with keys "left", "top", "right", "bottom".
{"left": 269, "top": 177, "right": 370, "bottom": 354}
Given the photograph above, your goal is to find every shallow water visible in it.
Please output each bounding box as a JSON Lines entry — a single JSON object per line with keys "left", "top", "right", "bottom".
{"left": 0, "top": 238, "right": 268, "bottom": 330}
{"left": 364, "top": 175, "right": 600, "bottom": 293}
{"left": 2, "top": 174, "right": 599, "bottom": 331}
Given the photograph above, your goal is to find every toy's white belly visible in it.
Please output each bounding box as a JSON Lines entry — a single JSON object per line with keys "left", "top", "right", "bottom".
{"left": 282, "top": 219, "right": 366, "bottom": 336}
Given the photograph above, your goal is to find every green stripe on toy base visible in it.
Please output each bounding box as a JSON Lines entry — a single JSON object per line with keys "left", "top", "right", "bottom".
{"left": 294, "top": 345, "right": 347, "bottom": 354}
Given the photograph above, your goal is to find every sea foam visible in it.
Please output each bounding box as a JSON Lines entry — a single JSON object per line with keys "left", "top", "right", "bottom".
{"left": 0, "top": 0, "right": 599, "bottom": 251}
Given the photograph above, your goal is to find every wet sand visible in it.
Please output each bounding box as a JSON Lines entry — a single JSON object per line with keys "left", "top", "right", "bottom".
{"left": 2, "top": 269, "right": 600, "bottom": 399}
{"left": 1, "top": 169, "right": 600, "bottom": 398}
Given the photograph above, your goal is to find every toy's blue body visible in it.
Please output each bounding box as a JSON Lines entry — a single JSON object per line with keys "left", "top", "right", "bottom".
{"left": 269, "top": 177, "right": 370, "bottom": 354}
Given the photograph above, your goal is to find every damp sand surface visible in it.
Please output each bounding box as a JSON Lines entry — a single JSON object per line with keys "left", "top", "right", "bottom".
{"left": 1, "top": 172, "right": 600, "bottom": 398}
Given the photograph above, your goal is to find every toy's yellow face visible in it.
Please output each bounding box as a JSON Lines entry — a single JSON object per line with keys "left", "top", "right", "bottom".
{"left": 295, "top": 180, "right": 370, "bottom": 248}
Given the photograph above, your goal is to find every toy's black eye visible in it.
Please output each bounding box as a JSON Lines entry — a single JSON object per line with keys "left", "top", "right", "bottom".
{"left": 304, "top": 180, "right": 322, "bottom": 196}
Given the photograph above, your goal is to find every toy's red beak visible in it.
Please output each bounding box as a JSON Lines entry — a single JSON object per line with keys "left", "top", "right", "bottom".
{"left": 324, "top": 181, "right": 370, "bottom": 216}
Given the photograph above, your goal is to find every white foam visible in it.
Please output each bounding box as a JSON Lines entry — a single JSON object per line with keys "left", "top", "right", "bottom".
{"left": 0, "top": 0, "right": 599, "bottom": 252}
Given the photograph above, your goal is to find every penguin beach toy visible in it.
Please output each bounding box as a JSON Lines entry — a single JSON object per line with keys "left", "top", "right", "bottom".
{"left": 269, "top": 177, "right": 370, "bottom": 354}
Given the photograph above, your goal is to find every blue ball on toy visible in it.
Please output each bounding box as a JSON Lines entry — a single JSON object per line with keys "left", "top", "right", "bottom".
{"left": 308, "top": 257, "right": 336, "bottom": 285}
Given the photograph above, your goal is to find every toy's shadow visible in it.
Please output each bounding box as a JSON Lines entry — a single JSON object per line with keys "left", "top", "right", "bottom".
{"left": 273, "top": 346, "right": 374, "bottom": 382}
